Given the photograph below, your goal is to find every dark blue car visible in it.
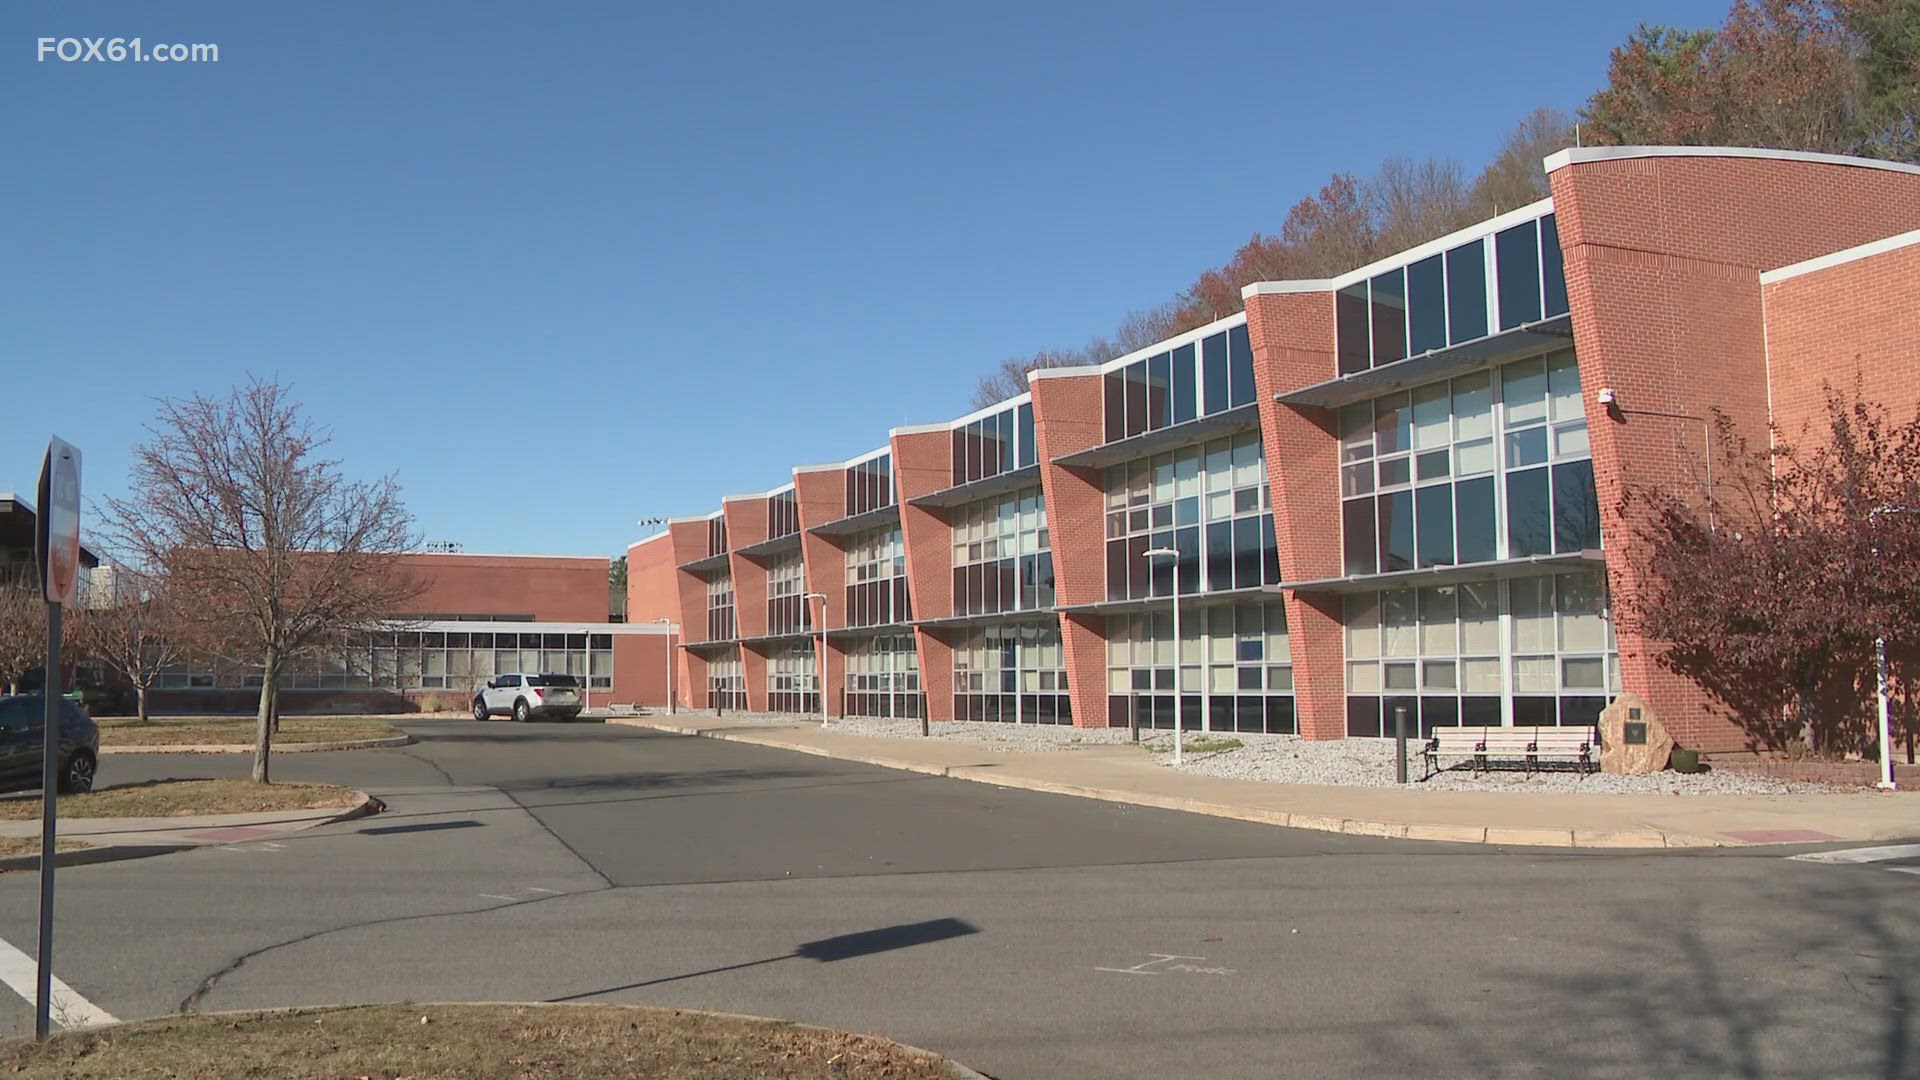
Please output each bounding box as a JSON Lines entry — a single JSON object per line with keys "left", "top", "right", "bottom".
{"left": 0, "top": 696, "right": 99, "bottom": 794}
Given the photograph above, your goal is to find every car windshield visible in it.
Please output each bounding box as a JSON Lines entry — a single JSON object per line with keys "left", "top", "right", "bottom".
{"left": 528, "top": 675, "right": 578, "bottom": 688}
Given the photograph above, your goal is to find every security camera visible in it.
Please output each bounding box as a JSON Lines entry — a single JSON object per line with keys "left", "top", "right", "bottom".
{"left": 1597, "top": 388, "right": 1617, "bottom": 406}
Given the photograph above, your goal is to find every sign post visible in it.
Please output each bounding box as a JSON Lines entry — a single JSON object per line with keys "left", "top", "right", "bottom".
{"left": 33, "top": 437, "right": 80, "bottom": 1041}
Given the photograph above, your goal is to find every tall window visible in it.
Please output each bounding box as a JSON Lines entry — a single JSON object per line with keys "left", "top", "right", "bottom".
{"left": 1343, "top": 570, "right": 1618, "bottom": 736}
{"left": 845, "top": 527, "right": 910, "bottom": 627}
{"left": 768, "top": 640, "right": 818, "bottom": 714}
{"left": 951, "top": 400, "right": 1038, "bottom": 486}
{"left": 707, "top": 652, "right": 745, "bottom": 710}
{"left": 1339, "top": 349, "right": 1596, "bottom": 576}
{"left": 845, "top": 454, "right": 895, "bottom": 517}
{"left": 1336, "top": 211, "right": 1568, "bottom": 375}
{"left": 1103, "top": 321, "right": 1256, "bottom": 443}
{"left": 706, "top": 517, "right": 727, "bottom": 557}
{"left": 1105, "top": 431, "right": 1277, "bottom": 601}
{"left": 845, "top": 634, "right": 921, "bottom": 718}
{"left": 952, "top": 626, "right": 1070, "bottom": 724}
{"left": 766, "top": 556, "right": 810, "bottom": 635}
{"left": 1105, "top": 601, "right": 1293, "bottom": 733}
{"left": 159, "top": 630, "right": 617, "bottom": 691}
{"left": 706, "top": 575, "right": 735, "bottom": 642}
{"left": 951, "top": 488, "right": 1053, "bottom": 616}
{"left": 768, "top": 489, "right": 799, "bottom": 539}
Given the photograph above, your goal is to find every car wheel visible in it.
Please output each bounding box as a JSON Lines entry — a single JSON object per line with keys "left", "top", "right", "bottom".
{"left": 513, "top": 699, "right": 531, "bottom": 723}
{"left": 57, "top": 750, "right": 95, "bottom": 795}
{"left": 473, "top": 697, "right": 490, "bottom": 721}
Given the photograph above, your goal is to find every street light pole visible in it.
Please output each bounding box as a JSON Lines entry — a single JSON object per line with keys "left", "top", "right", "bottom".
{"left": 654, "top": 618, "right": 675, "bottom": 715}
{"left": 1142, "top": 547, "right": 1183, "bottom": 766}
{"left": 1867, "top": 505, "right": 1915, "bottom": 791}
{"left": 804, "top": 592, "right": 829, "bottom": 727}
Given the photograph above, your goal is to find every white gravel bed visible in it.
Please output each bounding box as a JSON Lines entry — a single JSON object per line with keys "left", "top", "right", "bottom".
{"left": 823, "top": 716, "right": 1135, "bottom": 752}
{"left": 1139, "top": 731, "right": 1851, "bottom": 794}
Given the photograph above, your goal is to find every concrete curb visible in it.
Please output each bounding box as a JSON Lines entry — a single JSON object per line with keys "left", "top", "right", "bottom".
{"left": 102, "top": 734, "right": 415, "bottom": 755}
{"left": 140, "top": 1002, "right": 988, "bottom": 1079}
{"left": 609, "top": 718, "right": 1723, "bottom": 850}
{"left": 0, "top": 790, "right": 385, "bottom": 873}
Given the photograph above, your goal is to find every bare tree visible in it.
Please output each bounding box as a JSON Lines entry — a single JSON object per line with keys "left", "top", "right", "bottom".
{"left": 103, "top": 379, "right": 425, "bottom": 782}
{"left": 69, "top": 565, "right": 192, "bottom": 723}
{"left": 0, "top": 576, "right": 46, "bottom": 696}
{"left": 1369, "top": 157, "right": 1477, "bottom": 252}
{"left": 1469, "top": 107, "right": 1578, "bottom": 214}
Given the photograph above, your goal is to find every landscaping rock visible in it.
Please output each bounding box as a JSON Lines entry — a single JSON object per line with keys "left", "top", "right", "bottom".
{"left": 1599, "top": 691, "right": 1675, "bottom": 775}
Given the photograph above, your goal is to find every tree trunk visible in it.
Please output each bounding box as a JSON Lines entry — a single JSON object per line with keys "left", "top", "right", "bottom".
{"left": 1798, "top": 670, "right": 1820, "bottom": 752}
{"left": 136, "top": 684, "right": 150, "bottom": 724}
{"left": 267, "top": 680, "right": 280, "bottom": 735}
{"left": 253, "top": 648, "right": 277, "bottom": 784}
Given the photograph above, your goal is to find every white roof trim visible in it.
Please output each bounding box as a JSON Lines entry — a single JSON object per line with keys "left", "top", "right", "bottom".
{"left": 1085, "top": 310, "right": 1250, "bottom": 377}
{"left": 1333, "top": 199, "right": 1555, "bottom": 289}
{"left": 628, "top": 532, "right": 672, "bottom": 551}
{"left": 890, "top": 422, "right": 951, "bottom": 437}
{"left": 1028, "top": 364, "right": 1102, "bottom": 382}
{"left": 664, "top": 512, "right": 720, "bottom": 525}
{"left": 1545, "top": 144, "right": 1920, "bottom": 178}
{"left": 1761, "top": 226, "right": 1920, "bottom": 283}
{"left": 412, "top": 619, "right": 674, "bottom": 635}
{"left": 792, "top": 463, "right": 842, "bottom": 475}
{"left": 1242, "top": 279, "right": 1334, "bottom": 298}
{"left": 945, "top": 392, "right": 1033, "bottom": 430}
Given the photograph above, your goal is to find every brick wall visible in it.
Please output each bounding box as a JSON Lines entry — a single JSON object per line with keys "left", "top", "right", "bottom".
{"left": 893, "top": 428, "right": 957, "bottom": 722}
{"left": 396, "top": 553, "right": 610, "bottom": 623}
{"left": 1030, "top": 371, "right": 1114, "bottom": 726}
{"left": 795, "top": 466, "right": 850, "bottom": 717}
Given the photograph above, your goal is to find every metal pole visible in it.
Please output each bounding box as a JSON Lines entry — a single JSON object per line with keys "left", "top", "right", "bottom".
{"left": 666, "top": 633, "right": 675, "bottom": 714}
{"left": 1130, "top": 696, "right": 1140, "bottom": 743}
{"left": 1171, "top": 571, "right": 1183, "bottom": 767}
{"left": 1394, "top": 704, "right": 1410, "bottom": 785}
{"left": 36, "top": 602, "right": 61, "bottom": 1040}
{"left": 1878, "top": 637, "right": 1898, "bottom": 790}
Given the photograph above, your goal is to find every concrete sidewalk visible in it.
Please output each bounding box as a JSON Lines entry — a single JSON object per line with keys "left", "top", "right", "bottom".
{"left": 610, "top": 715, "right": 1920, "bottom": 849}
{"left": 0, "top": 795, "right": 381, "bottom": 868}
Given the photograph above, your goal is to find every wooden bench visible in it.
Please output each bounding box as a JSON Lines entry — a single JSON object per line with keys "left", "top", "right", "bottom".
{"left": 1421, "top": 725, "right": 1596, "bottom": 781}
{"left": 606, "top": 703, "right": 641, "bottom": 716}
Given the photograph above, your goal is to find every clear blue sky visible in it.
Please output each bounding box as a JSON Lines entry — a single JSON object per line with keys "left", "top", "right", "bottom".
{"left": 5, "top": 0, "right": 1731, "bottom": 560}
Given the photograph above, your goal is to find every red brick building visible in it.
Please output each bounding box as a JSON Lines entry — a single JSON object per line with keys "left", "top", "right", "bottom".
{"left": 628, "top": 147, "right": 1920, "bottom": 752}
{"left": 150, "top": 552, "right": 675, "bottom": 713}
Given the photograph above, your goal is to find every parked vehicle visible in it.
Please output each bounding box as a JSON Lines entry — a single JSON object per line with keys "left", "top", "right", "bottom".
{"left": 0, "top": 696, "right": 100, "bottom": 794}
{"left": 472, "top": 673, "right": 583, "bottom": 722}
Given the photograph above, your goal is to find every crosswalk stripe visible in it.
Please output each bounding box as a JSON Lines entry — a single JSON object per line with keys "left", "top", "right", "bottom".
{"left": 1787, "top": 843, "right": 1920, "bottom": 865}
{"left": 0, "top": 934, "right": 117, "bottom": 1029}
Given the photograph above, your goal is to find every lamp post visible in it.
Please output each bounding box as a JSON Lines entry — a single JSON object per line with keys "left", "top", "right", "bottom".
{"left": 804, "top": 592, "right": 829, "bottom": 727}
{"left": 1868, "top": 505, "right": 1916, "bottom": 791}
{"left": 1142, "top": 547, "right": 1184, "bottom": 766}
{"left": 654, "top": 618, "right": 675, "bottom": 715}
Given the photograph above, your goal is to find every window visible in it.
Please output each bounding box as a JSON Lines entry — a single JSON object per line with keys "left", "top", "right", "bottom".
{"left": 1343, "top": 571, "right": 1617, "bottom": 736}
{"left": 707, "top": 652, "right": 745, "bottom": 710}
{"left": 845, "top": 527, "right": 910, "bottom": 627}
{"left": 1339, "top": 349, "right": 1595, "bottom": 576}
{"left": 952, "top": 625, "right": 1070, "bottom": 723}
{"left": 1104, "top": 431, "right": 1276, "bottom": 600}
{"left": 706, "top": 516, "right": 727, "bottom": 558}
{"left": 845, "top": 634, "right": 921, "bottom": 718}
{"left": 951, "top": 488, "right": 1052, "bottom": 615}
{"left": 1106, "top": 601, "right": 1293, "bottom": 734}
{"left": 767, "top": 489, "right": 799, "bottom": 540}
{"left": 1102, "top": 319, "right": 1255, "bottom": 442}
{"left": 706, "top": 574, "right": 736, "bottom": 642}
{"left": 768, "top": 640, "right": 819, "bottom": 714}
{"left": 844, "top": 453, "right": 895, "bottom": 517}
{"left": 950, "top": 400, "right": 1036, "bottom": 486}
{"left": 765, "top": 555, "right": 811, "bottom": 635}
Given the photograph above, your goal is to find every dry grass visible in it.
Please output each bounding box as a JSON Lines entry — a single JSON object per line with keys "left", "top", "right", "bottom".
{"left": 0, "top": 838, "right": 93, "bottom": 857}
{"left": 0, "top": 1004, "right": 966, "bottom": 1079}
{"left": 0, "top": 779, "right": 361, "bottom": 820}
{"left": 98, "top": 717, "right": 399, "bottom": 746}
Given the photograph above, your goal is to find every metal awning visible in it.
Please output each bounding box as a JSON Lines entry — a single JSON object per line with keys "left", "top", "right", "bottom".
{"left": 733, "top": 532, "right": 802, "bottom": 559}
{"left": 1277, "top": 551, "right": 1605, "bottom": 595}
{"left": 681, "top": 637, "right": 739, "bottom": 652}
{"left": 907, "top": 464, "right": 1043, "bottom": 509}
{"left": 738, "top": 631, "right": 815, "bottom": 647}
{"left": 677, "top": 552, "right": 731, "bottom": 574}
{"left": 1276, "top": 315, "right": 1574, "bottom": 410}
{"left": 1054, "top": 586, "right": 1273, "bottom": 618}
{"left": 809, "top": 504, "right": 902, "bottom": 537}
{"left": 912, "top": 609, "right": 1059, "bottom": 631}
{"left": 1050, "top": 404, "right": 1262, "bottom": 470}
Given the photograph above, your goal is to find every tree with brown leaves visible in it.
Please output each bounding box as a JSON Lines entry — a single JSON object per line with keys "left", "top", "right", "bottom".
{"left": 103, "top": 380, "right": 425, "bottom": 782}
{"left": 68, "top": 565, "right": 193, "bottom": 723}
{"left": 0, "top": 575, "right": 50, "bottom": 696}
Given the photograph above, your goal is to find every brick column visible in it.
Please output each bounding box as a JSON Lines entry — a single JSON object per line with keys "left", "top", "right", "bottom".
{"left": 1030, "top": 368, "right": 1114, "bottom": 727}
{"left": 892, "top": 426, "right": 956, "bottom": 721}
{"left": 794, "top": 465, "right": 850, "bottom": 718}
{"left": 1245, "top": 285, "right": 1346, "bottom": 739}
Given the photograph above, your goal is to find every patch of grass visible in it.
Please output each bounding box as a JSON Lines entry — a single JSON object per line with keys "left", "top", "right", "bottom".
{"left": 97, "top": 717, "right": 399, "bottom": 747}
{"left": 0, "top": 779, "right": 361, "bottom": 820}
{"left": 0, "top": 1004, "right": 967, "bottom": 1079}
{"left": 0, "top": 838, "right": 93, "bottom": 857}
{"left": 1141, "top": 735, "right": 1245, "bottom": 755}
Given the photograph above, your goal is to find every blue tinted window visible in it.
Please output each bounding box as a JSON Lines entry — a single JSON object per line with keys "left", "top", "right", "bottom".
{"left": 1343, "top": 498, "right": 1376, "bottom": 575}
{"left": 1148, "top": 352, "right": 1172, "bottom": 429}
{"left": 1541, "top": 214, "right": 1569, "bottom": 317}
{"left": 1370, "top": 269, "right": 1407, "bottom": 365}
{"left": 1337, "top": 283, "right": 1371, "bottom": 375}
{"left": 1171, "top": 344, "right": 1196, "bottom": 423}
{"left": 1506, "top": 467, "right": 1552, "bottom": 557}
{"left": 1103, "top": 373, "right": 1126, "bottom": 443}
{"left": 1016, "top": 403, "right": 1036, "bottom": 467}
{"left": 1415, "top": 484, "right": 1454, "bottom": 568}
{"left": 1381, "top": 490, "right": 1415, "bottom": 572}
{"left": 1553, "top": 459, "right": 1601, "bottom": 552}
{"left": 1125, "top": 361, "right": 1148, "bottom": 437}
{"left": 998, "top": 410, "right": 1014, "bottom": 474}
{"left": 1446, "top": 241, "right": 1488, "bottom": 344}
{"left": 1202, "top": 333, "right": 1230, "bottom": 414}
{"left": 1228, "top": 324, "right": 1255, "bottom": 407}
{"left": 1495, "top": 223, "right": 1542, "bottom": 330}
{"left": 1455, "top": 477, "right": 1497, "bottom": 564}
{"left": 1407, "top": 255, "right": 1447, "bottom": 355}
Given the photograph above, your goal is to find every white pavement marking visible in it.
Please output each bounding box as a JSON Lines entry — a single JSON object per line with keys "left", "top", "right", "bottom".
{"left": 0, "top": 934, "right": 117, "bottom": 1029}
{"left": 1889, "top": 867, "right": 1920, "bottom": 877}
{"left": 1788, "top": 844, "right": 1920, "bottom": 864}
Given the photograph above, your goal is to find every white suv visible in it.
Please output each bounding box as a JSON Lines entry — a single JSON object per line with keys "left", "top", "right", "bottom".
{"left": 473, "top": 673, "right": 583, "bottom": 722}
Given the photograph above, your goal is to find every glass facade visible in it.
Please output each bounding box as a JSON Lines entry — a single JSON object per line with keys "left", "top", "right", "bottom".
{"left": 768, "top": 639, "right": 819, "bottom": 714}
{"left": 1105, "top": 431, "right": 1277, "bottom": 601}
{"left": 1339, "top": 349, "right": 1597, "bottom": 576}
{"left": 1105, "top": 601, "right": 1294, "bottom": 733}
{"left": 1103, "top": 321, "right": 1256, "bottom": 443}
{"left": 951, "top": 625, "right": 1071, "bottom": 723}
{"left": 951, "top": 400, "right": 1038, "bottom": 486}
{"left": 845, "top": 453, "right": 895, "bottom": 517}
{"left": 766, "top": 555, "right": 811, "bottom": 635}
{"left": 768, "top": 489, "right": 799, "bottom": 540}
{"left": 707, "top": 652, "right": 746, "bottom": 711}
{"left": 1336, "top": 211, "right": 1569, "bottom": 375}
{"left": 706, "top": 575, "right": 736, "bottom": 642}
{"left": 844, "top": 634, "right": 922, "bottom": 718}
{"left": 158, "top": 630, "right": 616, "bottom": 692}
{"left": 951, "top": 488, "right": 1053, "bottom": 616}
{"left": 1343, "top": 570, "right": 1618, "bottom": 736}
{"left": 845, "top": 527, "right": 910, "bottom": 627}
